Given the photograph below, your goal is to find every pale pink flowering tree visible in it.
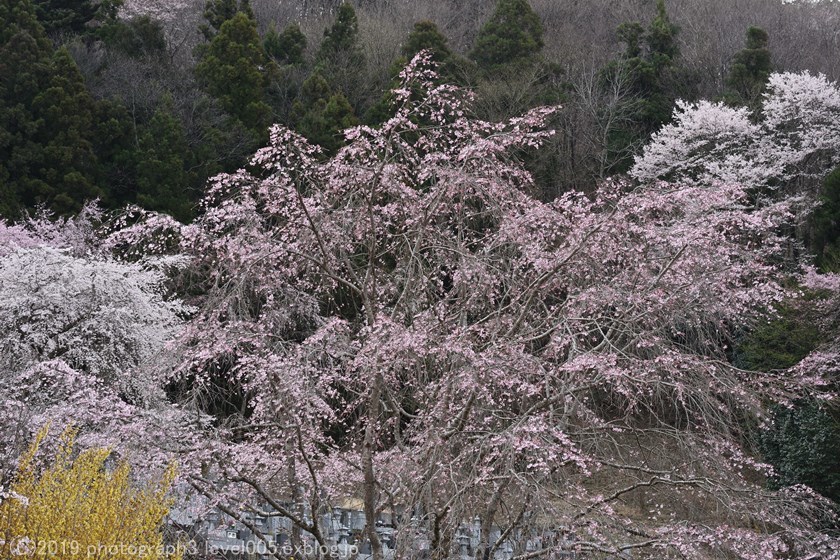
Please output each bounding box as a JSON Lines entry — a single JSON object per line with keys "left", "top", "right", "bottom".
{"left": 109, "top": 53, "right": 840, "bottom": 559}
{"left": 0, "top": 203, "right": 104, "bottom": 257}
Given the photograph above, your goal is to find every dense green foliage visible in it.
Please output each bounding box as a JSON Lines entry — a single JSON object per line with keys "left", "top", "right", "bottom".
{"left": 470, "top": 0, "right": 544, "bottom": 71}
{"left": 602, "top": 0, "right": 683, "bottom": 173}
{"left": 364, "top": 20, "right": 464, "bottom": 126}
{"left": 97, "top": 14, "right": 167, "bottom": 58}
{"left": 402, "top": 20, "right": 452, "bottom": 64}
{"left": 811, "top": 167, "right": 840, "bottom": 272}
{"left": 0, "top": 0, "right": 692, "bottom": 219}
{"left": 0, "top": 0, "right": 261, "bottom": 218}
{"left": 199, "top": 0, "right": 253, "bottom": 40}
{"left": 724, "top": 26, "right": 773, "bottom": 111}
{"left": 0, "top": 0, "right": 831, "bottom": 230}
{"left": 195, "top": 11, "right": 271, "bottom": 137}
{"left": 314, "top": 2, "right": 367, "bottom": 113}
{"left": 132, "top": 99, "right": 194, "bottom": 222}
{"left": 264, "top": 22, "right": 306, "bottom": 66}
{"left": 737, "top": 304, "right": 840, "bottom": 506}
{"left": 0, "top": 0, "right": 102, "bottom": 216}
{"left": 737, "top": 306, "right": 820, "bottom": 372}
{"left": 291, "top": 73, "right": 358, "bottom": 154}
{"left": 33, "top": 0, "right": 117, "bottom": 36}
{"left": 762, "top": 403, "right": 840, "bottom": 504}
{"left": 316, "top": 2, "right": 360, "bottom": 65}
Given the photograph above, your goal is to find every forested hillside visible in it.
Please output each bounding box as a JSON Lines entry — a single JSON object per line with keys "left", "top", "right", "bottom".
{"left": 1, "top": 1, "right": 840, "bottom": 559}
{"left": 3, "top": 0, "right": 840, "bottom": 218}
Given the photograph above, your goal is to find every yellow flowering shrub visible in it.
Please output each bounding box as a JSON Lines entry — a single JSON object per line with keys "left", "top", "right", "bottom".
{"left": 0, "top": 427, "right": 181, "bottom": 560}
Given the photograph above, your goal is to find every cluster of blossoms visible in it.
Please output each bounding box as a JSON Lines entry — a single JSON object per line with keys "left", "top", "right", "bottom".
{"left": 2, "top": 53, "right": 840, "bottom": 559}
{"left": 632, "top": 71, "right": 840, "bottom": 195}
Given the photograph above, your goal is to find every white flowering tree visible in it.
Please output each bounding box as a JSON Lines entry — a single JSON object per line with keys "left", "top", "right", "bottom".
{"left": 632, "top": 71, "right": 840, "bottom": 195}
{"left": 0, "top": 208, "right": 190, "bottom": 481}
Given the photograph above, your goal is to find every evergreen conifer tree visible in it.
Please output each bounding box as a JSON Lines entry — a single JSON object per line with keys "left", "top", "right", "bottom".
{"left": 470, "top": 0, "right": 544, "bottom": 70}
{"left": 199, "top": 0, "right": 252, "bottom": 40}
{"left": 264, "top": 22, "right": 306, "bottom": 66}
{"left": 810, "top": 167, "right": 840, "bottom": 272}
{"left": 134, "top": 99, "right": 194, "bottom": 222}
{"left": 736, "top": 303, "right": 840, "bottom": 506}
{"left": 316, "top": 2, "right": 360, "bottom": 64}
{"left": 27, "top": 48, "right": 102, "bottom": 214}
{"left": 291, "top": 72, "right": 358, "bottom": 155}
{"left": 364, "top": 20, "right": 460, "bottom": 126}
{"left": 602, "top": 0, "right": 682, "bottom": 173}
{"left": 195, "top": 11, "right": 272, "bottom": 138}
{"left": 723, "top": 26, "right": 772, "bottom": 111}
{"left": 33, "top": 0, "right": 115, "bottom": 36}
{"left": 632, "top": 0, "right": 679, "bottom": 135}
{"left": 89, "top": 97, "right": 136, "bottom": 206}
{"left": 0, "top": 0, "right": 103, "bottom": 216}
{"left": 647, "top": 0, "right": 679, "bottom": 62}
{"left": 313, "top": 2, "right": 366, "bottom": 111}
{"left": 402, "top": 20, "right": 452, "bottom": 64}
{"left": 97, "top": 15, "right": 167, "bottom": 59}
